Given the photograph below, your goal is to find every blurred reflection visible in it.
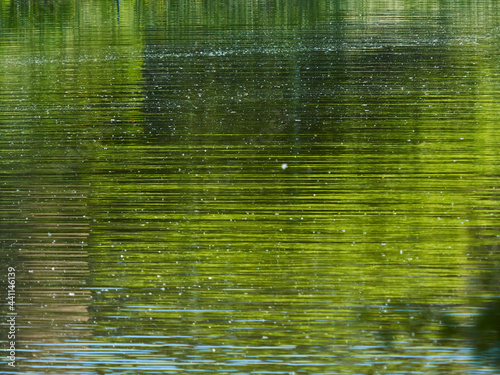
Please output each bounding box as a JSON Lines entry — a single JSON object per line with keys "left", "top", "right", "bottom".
{"left": 1, "top": 0, "right": 500, "bottom": 374}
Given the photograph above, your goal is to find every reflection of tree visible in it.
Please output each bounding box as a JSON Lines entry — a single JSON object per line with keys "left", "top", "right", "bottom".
{"left": 1, "top": 0, "right": 500, "bottom": 373}
{"left": 0, "top": 0, "right": 139, "bottom": 372}
{"left": 140, "top": 2, "right": 350, "bottom": 144}
{"left": 89, "top": 3, "right": 500, "bottom": 373}
{"left": 363, "top": 222, "right": 500, "bottom": 370}
{"left": 0, "top": 176, "right": 93, "bottom": 371}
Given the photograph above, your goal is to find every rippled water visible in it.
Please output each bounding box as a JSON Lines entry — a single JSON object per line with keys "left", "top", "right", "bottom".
{"left": 1, "top": 0, "right": 500, "bottom": 374}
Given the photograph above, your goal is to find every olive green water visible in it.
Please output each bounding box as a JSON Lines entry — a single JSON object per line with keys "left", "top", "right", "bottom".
{"left": 1, "top": 0, "right": 500, "bottom": 374}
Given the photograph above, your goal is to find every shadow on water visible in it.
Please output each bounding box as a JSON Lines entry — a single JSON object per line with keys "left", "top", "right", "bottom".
{"left": 116, "top": 0, "right": 120, "bottom": 24}
{"left": 362, "top": 224, "right": 500, "bottom": 372}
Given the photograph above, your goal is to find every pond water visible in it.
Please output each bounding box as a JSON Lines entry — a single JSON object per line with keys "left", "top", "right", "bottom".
{"left": 1, "top": 0, "right": 500, "bottom": 374}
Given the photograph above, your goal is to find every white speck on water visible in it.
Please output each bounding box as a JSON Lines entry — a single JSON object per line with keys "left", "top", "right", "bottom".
{"left": 281, "top": 163, "right": 288, "bottom": 170}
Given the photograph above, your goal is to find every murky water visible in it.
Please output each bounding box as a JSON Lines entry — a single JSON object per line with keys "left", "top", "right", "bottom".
{"left": 1, "top": 0, "right": 500, "bottom": 374}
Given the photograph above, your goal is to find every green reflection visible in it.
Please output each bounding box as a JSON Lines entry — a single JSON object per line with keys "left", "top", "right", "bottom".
{"left": 0, "top": 0, "right": 500, "bottom": 374}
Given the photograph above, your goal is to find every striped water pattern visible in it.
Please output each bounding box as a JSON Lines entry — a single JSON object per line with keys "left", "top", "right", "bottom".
{"left": 1, "top": 0, "right": 500, "bottom": 373}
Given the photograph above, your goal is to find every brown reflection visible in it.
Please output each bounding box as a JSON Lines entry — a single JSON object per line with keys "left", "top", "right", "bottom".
{"left": 1, "top": 185, "right": 93, "bottom": 372}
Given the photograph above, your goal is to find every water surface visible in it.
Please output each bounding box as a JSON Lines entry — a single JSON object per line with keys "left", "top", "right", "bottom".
{"left": 1, "top": 0, "right": 500, "bottom": 374}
